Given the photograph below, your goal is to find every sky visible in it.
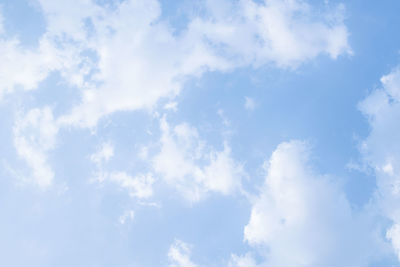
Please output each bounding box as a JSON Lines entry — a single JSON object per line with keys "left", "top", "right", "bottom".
{"left": 1, "top": 0, "right": 400, "bottom": 266}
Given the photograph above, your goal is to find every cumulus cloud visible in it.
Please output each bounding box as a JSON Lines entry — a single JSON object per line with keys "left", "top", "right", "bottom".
{"left": 359, "top": 67, "right": 400, "bottom": 261}
{"left": 52, "top": 0, "right": 229, "bottom": 127}
{"left": 152, "top": 116, "right": 244, "bottom": 202}
{"left": 239, "top": 141, "right": 378, "bottom": 267}
{"left": 8, "top": 0, "right": 349, "bottom": 128}
{"left": 3, "top": 0, "right": 352, "bottom": 188}
{"left": 168, "top": 240, "right": 198, "bottom": 267}
{"left": 2, "top": 0, "right": 350, "bottom": 208}
{"left": 13, "top": 107, "right": 59, "bottom": 188}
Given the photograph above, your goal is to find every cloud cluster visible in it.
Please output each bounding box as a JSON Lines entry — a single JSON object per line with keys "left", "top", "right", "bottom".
{"left": 359, "top": 67, "right": 400, "bottom": 260}
{"left": 59, "top": 0, "right": 350, "bottom": 127}
{"left": 3, "top": 0, "right": 351, "bottom": 188}
{"left": 193, "top": 0, "right": 350, "bottom": 68}
{"left": 0, "top": 37, "right": 60, "bottom": 99}
{"left": 0, "top": 0, "right": 350, "bottom": 126}
{"left": 0, "top": 9, "right": 4, "bottom": 35}
{"left": 7, "top": 1, "right": 400, "bottom": 266}
{"left": 233, "top": 141, "right": 378, "bottom": 266}
{"left": 153, "top": 116, "right": 244, "bottom": 202}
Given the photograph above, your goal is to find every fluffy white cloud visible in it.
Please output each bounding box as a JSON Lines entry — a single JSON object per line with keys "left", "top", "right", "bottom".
{"left": 387, "top": 224, "right": 400, "bottom": 261}
{"left": 21, "top": 0, "right": 350, "bottom": 128}
{"left": 359, "top": 67, "right": 400, "bottom": 261}
{"left": 241, "top": 141, "right": 378, "bottom": 267}
{"left": 168, "top": 240, "right": 198, "bottom": 267}
{"left": 192, "top": 0, "right": 351, "bottom": 68}
{"left": 5, "top": 0, "right": 350, "bottom": 196}
{"left": 3, "top": 0, "right": 352, "bottom": 189}
{"left": 50, "top": 0, "right": 229, "bottom": 127}
{"left": 13, "top": 107, "right": 59, "bottom": 188}
{"left": 37, "top": 0, "right": 100, "bottom": 42}
{"left": 152, "top": 116, "right": 244, "bottom": 202}
{"left": 0, "top": 5, "right": 86, "bottom": 98}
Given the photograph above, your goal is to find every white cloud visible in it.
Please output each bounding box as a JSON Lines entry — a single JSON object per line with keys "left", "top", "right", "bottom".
{"left": 119, "top": 209, "right": 135, "bottom": 225}
{"left": 387, "top": 224, "right": 400, "bottom": 261}
{"left": 0, "top": 37, "right": 62, "bottom": 99}
{"left": 0, "top": 1, "right": 101, "bottom": 100}
{"left": 0, "top": 4, "right": 92, "bottom": 99}
{"left": 168, "top": 240, "right": 198, "bottom": 267}
{"left": 244, "top": 97, "right": 256, "bottom": 111}
{"left": 13, "top": 107, "right": 59, "bottom": 188}
{"left": 109, "top": 172, "right": 154, "bottom": 199}
{"left": 90, "top": 142, "right": 114, "bottom": 165}
{"left": 0, "top": 0, "right": 351, "bottom": 124}
{"left": 359, "top": 67, "right": 400, "bottom": 261}
{"left": 241, "top": 140, "right": 378, "bottom": 267}
{"left": 89, "top": 142, "right": 154, "bottom": 199}
{"left": 3, "top": 0, "right": 351, "bottom": 197}
{"left": 193, "top": 0, "right": 351, "bottom": 68}
{"left": 37, "top": 0, "right": 100, "bottom": 42}
{"left": 18, "top": 0, "right": 350, "bottom": 128}
{"left": 229, "top": 253, "right": 259, "bottom": 267}
{"left": 152, "top": 116, "right": 244, "bottom": 202}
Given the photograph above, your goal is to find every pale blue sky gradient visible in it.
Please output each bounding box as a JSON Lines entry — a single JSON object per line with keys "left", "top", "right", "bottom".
{"left": 1, "top": 0, "right": 400, "bottom": 266}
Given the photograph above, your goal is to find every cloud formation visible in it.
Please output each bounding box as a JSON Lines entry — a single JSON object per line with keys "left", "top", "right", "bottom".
{"left": 193, "top": 0, "right": 351, "bottom": 68}
{"left": 168, "top": 240, "right": 198, "bottom": 267}
{"left": 237, "top": 141, "right": 378, "bottom": 266}
{"left": 4, "top": 0, "right": 351, "bottom": 188}
{"left": 359, "top": 67, "right": 400, "bottom": 260}
{"left": 90, "top": 142, "right": 154, "bottom": 199}
{"left": 0, "top": 0, "right": 351, "bottom": 127}
{"left": 13, "top": 107, "right": 58, "bottom": 188}
{"left": 153, "top": 116, "right": 244, "bottom": 202}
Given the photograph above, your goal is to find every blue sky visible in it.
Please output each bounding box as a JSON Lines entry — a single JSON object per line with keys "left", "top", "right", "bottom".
{"left": 1, "top": 0, "right": 400, "bottom": 266}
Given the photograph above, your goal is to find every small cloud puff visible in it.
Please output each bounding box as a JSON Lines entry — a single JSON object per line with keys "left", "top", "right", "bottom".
{"left": 168, "top": 240, "right": 198, "bottom": 267}
{"left": 119, "top": 210, "right": 135, "bottom": 225}
{"left": 152, "top": 116, "right": 244, "bottom": 202}
{"left": 90, "top": 142, "right": 114, "bottom": 165}
{"left": 244, "top": 97, "right": 256, "bottom": 111}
